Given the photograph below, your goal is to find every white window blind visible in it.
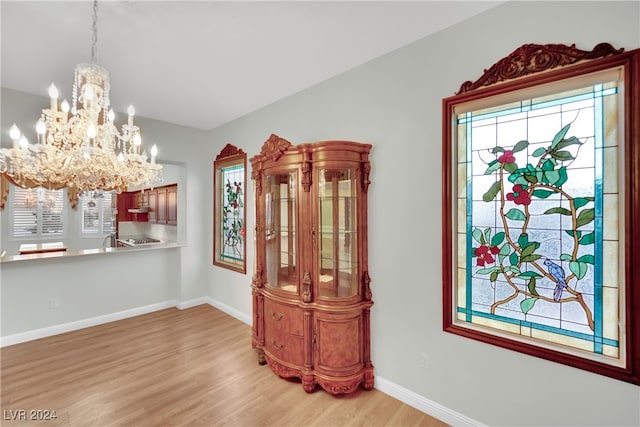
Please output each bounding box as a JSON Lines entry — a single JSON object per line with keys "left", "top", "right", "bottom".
{"left": 81, "top": 191, "right": 115, "bottom": 235}
{"left": 12, "top": 187, "right": 65, "bottom": 239}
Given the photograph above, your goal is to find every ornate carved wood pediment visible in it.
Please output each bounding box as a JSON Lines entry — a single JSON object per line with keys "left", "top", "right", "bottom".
{"left": 215, "top": 143, "right": 245, "bottom": 160}
{"left": 258, "top": 134, "right": 293, "bottom": 162}
{"left": 457, "top": 42, "right": 624, "bottom": 94}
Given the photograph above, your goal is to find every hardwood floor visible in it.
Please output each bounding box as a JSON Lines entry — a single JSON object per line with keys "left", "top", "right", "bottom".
{"left": 1, "top": 305, "right": 448, "bottom": 426}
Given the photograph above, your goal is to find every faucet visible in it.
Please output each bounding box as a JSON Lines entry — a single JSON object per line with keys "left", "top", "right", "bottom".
{"left": 102, "top": 234, "right": 116, "bottom": 248}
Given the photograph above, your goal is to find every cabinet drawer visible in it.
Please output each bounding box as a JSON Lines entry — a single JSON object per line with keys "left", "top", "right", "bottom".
{"left": 264, "top": 328, "right": 304, "bottom": 367}
{"left": 264, "top": 299, "right": 303, "bottom": 336}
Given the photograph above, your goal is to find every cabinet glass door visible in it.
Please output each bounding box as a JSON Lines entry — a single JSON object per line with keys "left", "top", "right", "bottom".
{"left": 318, "top": 169, "right": 358, "bottom": 298}
{"left": 265, "top": 172, "right": 297, "bottom": 292}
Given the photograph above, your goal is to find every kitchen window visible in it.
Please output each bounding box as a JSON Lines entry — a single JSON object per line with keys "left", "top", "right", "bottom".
{"left": 11, "top": 186, "right": 65, "bottom": 239}
{"left": 81, "top": 191, "right": 115, "bottom": 235}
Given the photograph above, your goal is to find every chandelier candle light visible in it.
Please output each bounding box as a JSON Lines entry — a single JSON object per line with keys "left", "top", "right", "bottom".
{"left": 0, "top": 0, "right": 162, "bottom": 194}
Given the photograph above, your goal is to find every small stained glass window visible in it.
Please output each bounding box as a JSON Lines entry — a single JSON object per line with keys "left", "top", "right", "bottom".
{"left": 213, "top": 144, "right": 247, "bottom": 273}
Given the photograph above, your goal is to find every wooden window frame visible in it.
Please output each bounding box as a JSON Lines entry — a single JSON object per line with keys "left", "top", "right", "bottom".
{"left": 213, "top": 143, "right": 247, "bottom": 274}
{"left": 442, "top": 43, "right": 640, "bottom": 385}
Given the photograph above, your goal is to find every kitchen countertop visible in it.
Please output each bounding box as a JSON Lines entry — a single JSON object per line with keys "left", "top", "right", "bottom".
{"left": 0, "top": 241, "right": 185, "bottom": 263}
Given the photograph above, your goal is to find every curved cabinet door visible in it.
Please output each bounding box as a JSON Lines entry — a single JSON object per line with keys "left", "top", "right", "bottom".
{"left": 264, "top": 171, "right": 298, "bottom": 293}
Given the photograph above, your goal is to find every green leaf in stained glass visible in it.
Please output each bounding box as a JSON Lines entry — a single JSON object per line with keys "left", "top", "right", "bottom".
{"left": 551, "top": 124, "right": 571, "bottom": 149}
{"left": 505, "top": 209, "right": 527, "bottom": 221}
{"left": 503, "top": 163, "right": 518, "bottom": 174}
{"left": 513, "top": 176, "right": 529, "bottom": 185}
{"left": 542, "top": 159, "right": 555, "bottom": 171}
{"left": 569, "top": 261, "right": 589, "bottom": 280}
{"left": 573, "top": 197, "right": 594, "bottom": 209}
{"left": 483, "top": 181, "right": 502, "bottom": 202}
{"left": 491, "top": 232, "right": 505, "bottom": 247}
{"left": 544, "top": 170, "right": 561, "bottom": 185}
{"left": 532, "top": 189, "right": 554, "bottom": 199}
{"left": 527, "top": 277, "right": 539, "bottom": 296}
{"left": 520, "top": 254, "right": 541, "bottom": 263}
{"left": 512, "top": 140, "right": 529, "bottom": 153}
{"left": 555, "top": 166, "right": 568, "bottom": 188}
{"left": 484, "top": 160, "right": 502, "bottom": 175}
{"left": 490, "top": 271, "right": 499, "bottom": 282}
{"left": 560, "top": 253, "right": 573, "bottom": 261}
{"left": 491, "top": 146, "right": 505, "bottom": 154}
{"left": 472, "top": 228, "right": 485, "bottom": 245}
{"left": 577, "top": 254, "right": 595, "bottom": 264}
{"left": 476, "top": 266, "right": 501, "bottom": 274}
{"left": 576, "top": 208, "right": 596, "bottom": 228}
{"left": 579, "top": 232, "right": 596, "bottom": 245}
{"left": 518, "top": 271, "right": 543, "bottom": 278}
{"left": 554, "top": 136, "right": 582, "bottom": 150}
{"left": 565, "top": 229, "right": 582, "bottom": 238}
{"left": 518, "top": 233, "right": 529, "bottom": 248}
{"left": 498, "top": 243, "right": 510, "bottom": 264}
{"left": 483, "top": 228, "right": 492, "bottom": 245}
{"left": 509, "top": 251, "right": 519, "bottom": 266}
{"left": 521, "top": 242, "right": 538, "bottom": 257}
{"left": 544, "top": 207, "right": 572, "bottom": 216}
{"left": 553, "top": 150, "right": 575, "bottom": 161}
{"left": 532, "top": 147, "right": 547, "bottom": 157}
{"left": 520, "top": 297, "right": 538, "bottom": 314}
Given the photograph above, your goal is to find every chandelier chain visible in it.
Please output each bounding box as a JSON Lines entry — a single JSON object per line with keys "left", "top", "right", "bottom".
{"left": 91, "top": 0, "right": 98, "bottom": 63}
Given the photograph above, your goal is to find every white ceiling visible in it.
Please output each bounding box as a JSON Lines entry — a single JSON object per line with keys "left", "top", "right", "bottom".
{"left": 1, "top": 1, "right": 502, "bottom": 130}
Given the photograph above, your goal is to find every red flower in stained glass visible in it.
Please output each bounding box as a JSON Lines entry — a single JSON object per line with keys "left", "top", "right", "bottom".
{"left": 498, "top": 150, "right": 516, "bottom": 163}
{"left": 506, "top": 184, "right": 531, "bottom": 205}
{"left": 475, "top": 244, "right": 499, "bottom": 266}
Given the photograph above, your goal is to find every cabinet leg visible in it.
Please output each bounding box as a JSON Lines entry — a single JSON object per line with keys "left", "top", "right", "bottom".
{"left": 302, "top": 375, "right": 316, "bottom": 393}
{"left": 257, "top": 349, "right": 266, "bottom": 365}
{"left": 363, "top": 370, "right": 374, "bottom": 390}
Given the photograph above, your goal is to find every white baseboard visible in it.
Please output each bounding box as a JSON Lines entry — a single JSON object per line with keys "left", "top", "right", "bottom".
{"left": 205, "top": 296, "right": 252, "bottom": 326}
{"left": 374, "top": 376, "right": 485, "bottom": 427}
{"left": 0, "top": 297, "right": 251, "bottom": 348}
{"left": 176, "top": 296, "right": 211, "bottom": 310}
{"left": 0, "top": 300, "right": 179, "bottom": 347}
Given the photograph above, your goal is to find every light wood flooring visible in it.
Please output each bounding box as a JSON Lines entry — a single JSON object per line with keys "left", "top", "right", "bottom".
{"left": 1, "top": 304, "right": 448, "bottom": 426}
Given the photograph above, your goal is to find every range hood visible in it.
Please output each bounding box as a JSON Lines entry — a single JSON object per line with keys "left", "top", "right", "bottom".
{"left": 128, "top": 207, "right": 149, "bottom": 213}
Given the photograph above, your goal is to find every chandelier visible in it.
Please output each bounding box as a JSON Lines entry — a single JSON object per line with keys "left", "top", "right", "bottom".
{"left": 0, "top": 0, "right": 162, "bottom": 194}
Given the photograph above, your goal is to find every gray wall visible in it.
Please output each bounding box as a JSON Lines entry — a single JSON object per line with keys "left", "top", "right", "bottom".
{"left": 204, "top": 2, "right": 640, "bottom": 426}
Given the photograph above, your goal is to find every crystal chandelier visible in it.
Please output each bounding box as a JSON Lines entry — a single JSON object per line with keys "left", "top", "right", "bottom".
{"left": 0, "top": 0, "right": 162, "bottom": 194}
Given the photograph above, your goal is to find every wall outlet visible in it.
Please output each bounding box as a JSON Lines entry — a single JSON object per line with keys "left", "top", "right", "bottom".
{"left": 49, "top": 298, "right": 60, "bottom": 309}
{"left": 419, "top": 353, "right": 429, "bottom": 369}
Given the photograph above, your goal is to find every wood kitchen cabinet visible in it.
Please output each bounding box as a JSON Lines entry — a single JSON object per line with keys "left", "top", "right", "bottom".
{"left": 167, "top": 185, "right": 178, "bottom": 225}
{"left": 156, "top": 187, "right": 167, "bottom": 224}
{"left": 116, "top": 191, "right": 148, "bottom": 222}
{"left": 250, "top": 135, "right": 373, "bottom": 395}
{"left": 148, "top": 190, "right": 158, "bottom": 222}
{"left": 145, "top": 184, "right": 177, "bottom": 225}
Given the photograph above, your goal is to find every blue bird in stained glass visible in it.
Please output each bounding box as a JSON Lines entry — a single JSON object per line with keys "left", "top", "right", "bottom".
{"left": 544, "top": 259, "right": 567, "bottom": 302}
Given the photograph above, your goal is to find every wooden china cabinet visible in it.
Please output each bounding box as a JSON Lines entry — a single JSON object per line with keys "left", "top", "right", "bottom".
{"left": 250, "top": 134, "right": 374, "bottom": 395}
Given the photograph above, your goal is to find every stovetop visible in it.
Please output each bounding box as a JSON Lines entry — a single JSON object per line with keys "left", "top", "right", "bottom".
{"left": 126, "top": 237, "right": 161, "bottom": 245}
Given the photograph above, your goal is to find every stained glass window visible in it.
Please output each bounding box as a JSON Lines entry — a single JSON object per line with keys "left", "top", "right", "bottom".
{"left": 213, "top": 144, "right": 247, "bottom": 273}
{"left": 454, "top": 75, "right": 623, "bottom": 364}
{"left": 219, "top": 164, "right": 245, "bottom": 265}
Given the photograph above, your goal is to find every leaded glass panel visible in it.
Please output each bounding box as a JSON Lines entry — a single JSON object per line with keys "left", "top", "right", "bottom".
{"left": 455, "top": 81, "right": 622, "bottom": 361}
